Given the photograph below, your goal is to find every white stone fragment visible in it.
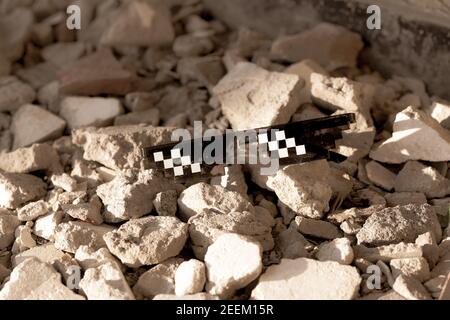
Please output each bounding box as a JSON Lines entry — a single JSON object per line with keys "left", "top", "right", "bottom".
{"left": 104, "top": 216, "right": 188, "bottom": 267}
{"left": 393, "top": 275, "right": 432, "bottom": 300}
{"left": 0, "top": 209, "right": 21, "bottom": 250}
{"left": 60, "top": 96, "right": 124, "bottom": 130}
{"left": 394, "top": 161, "right": 450, "bottom": 198}
{"left": 285, "top": 59, "right": 328, "bottom": 104}
{"left": 51, "top": 173, "right": 78, "bottom": 192}
{"left": 213, "top": 62, "right": 303, "bottom": 130}
{"left": 178, "top": 182, "right": 253, "bottom": 221}
{"left": 0, "top": 77, "right": 35, "bottom": 112}
{"left": 426, "top": 98, "right": 450, "bottom": 129}
{"left": 33, "top": 211, "right": 63, "bottom": 240}
{"left": 75, "top": 246, "right": 122, "bottom": 271}
{"left": 133, "top": 258, "right": 183, "bottom": 299}
{"left": 370, "top": 106, "right": 450, "bottom": 163}
{"left": 0, "top": 258, "right": 85, "bottom": 300}
{"left": 188, "top": 210, "right": 273, "bottom": 260}
{"left": 54, "top": 221, "right": 114, "bottom": 254}
{"left": 79, "top": 261, "right": 135, "bottom": 300}
{"left": 175, "top": 259, "right": 206, "bottom": 296}
{"left": 251, "top": 258, "right": 361, "bottom": 299}
{"left": 271, "top": 23, "right": 363, "bottom": 70}
{"left": 316, "top": 238, "right": 354, "bottom": 265}
{"left": 72, "top": 125, "right": 175, "bottom": 170}
{"left": 0, "top": 144, "right": 62, "bottom": 174}
{"left": 390, "top": 257, "right": 431, "bottom": 282}
{"left": 365, "top": 161, "right": 396, "bottom": 191}
{"left": 100, "top": 0, "right": 174, "bottom": 47}
{"left": 11, "top": 104, "right": 66, "bottom": 149}
{"left": 12, "top": 243, "right": 66, "bottom": 267}
{"left": 0, "top": 171, "right": 47, "bottom": 209}
{"left": 205, "top": 233, "right": 262, "bottom": 298}
{"left": 271, "top": 161, "right": 332, "bottom": 219}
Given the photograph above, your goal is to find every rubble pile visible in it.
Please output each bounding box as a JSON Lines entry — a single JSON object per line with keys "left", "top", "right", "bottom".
{"left": 0, "top": 0, "right": 449, "bottom": 300}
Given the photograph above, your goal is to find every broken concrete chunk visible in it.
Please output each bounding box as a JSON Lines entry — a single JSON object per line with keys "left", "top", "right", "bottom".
{"left": 0, "top": 77, "right": 35, "bottom": 112}
{"left": 175, "top": 259, "right": 206, "bottom": 296}
{"left": 271, "top": 161, "right": 332, "bottom": 219}
{"left": 178, "top": 182, "right": 253, "bottom": 221}
{"left": 285, "top": 59, "right": 328, "bottom": 104}
{"left": 54, "top": 221, "right": 114, "bottom": 254}
{"left": 394, "top": 161, "right": 450, "bottom": 198}
{"left": 12, "top": 242, "right": 62, "bottom": 267}
{"left": 58, "top": 49, "right": 134, "bottom": 96}
{"left": 0, "top": 258, "right": 84, "bottom": 300}
{"left": 0, "top": 8, "right": 34, "bottom": 61}
{"left": 114, "top": 108, "right": 160, "bottom": 126}
{"left": 390, "top": 257, "right": 430, "bottom": 283}
{"left": 51, "top": 173, "right": 77, "bottom": 192}
{"left": 213, "top": 62, "right": 302, "bottom": 130}
{"left": 189, "top": 210, "right": 274, "bottom": 260}
{"left": 210, "top": 165, "right": 248, "bottom": 197}
{"left": 393, "top": 275, "right": 432, "bottom": 300}
{"left": 0, "top": 209, "right": 21, "bottom": 250}
{"left": 365, "top": 161, "right": 396, "bottom": 191}
{"left": 97, "top": 172, "right": 174, "bottom": 221}
{"left": 356, "top": 204, "right": 442, "bottom": 246}
{"left": 16, "top": 62, "right": 59, "bottom": 90}
{"left": 41, "top": 42, "right": 86, "bottom": 68}
{"left": 153, "top": 190, "right": 178, "bottom": 217}
{"left": 311, "top": 73, "right": 375, "bottom": 127}
{"left": 72, "top": 125, "right": 175, "bottom": 170}
{"left": 133, "top": 258, "right": 183, "bottom": 299}
{"left": 33, "top": 211, "right": 63, "bottom": 240}
{"left": 104, "top": 216, "right": 188, "bottom": 267}
{"left": 100, "top": 0, "right": 174, "bottom": 47}
{"left": 205, "top": 233, "right": 262, "bottom": 298}
{"left": 385, "top": 192, "right": 427, "bottom": 207}
{"left": 271, "top": 23, "right": 363, "bottom": 70}
{"left": 64, "top": 195, "right": 103, "bottom": 225}
{"left": 251, "top": 258, "right": 361, "bottom": 299}
{"left": 0, "top": 144, "right": 62, "bottom": 174}
{"left": 426, "top": 98, "right": 450, "bottom": 129}
{"left": 0, "top": 171, "right": 47, "bottom": 209}
{"left": 316, "top": 238, "right": 354, "bottom": 265}
{"left": 293, "top": 216, "right": 342, "bottom": 240}
{"left": 370, "top": 106, "right": 450, "bottom": 163}
{"left": 353, "top": 243, "right": 423, "bottom": 263}
{"left": 17, "top": 200, "right": 49, "bottom": 221}
{"left": 75, "top": 246, "right": 122, "bottom": 271}
{"left": 79, "top": 261, "right": 135, "bottom": 300}
{"left": 11, "top": 104, "right": 66, "bottom": 149}
{"left": 60, "top": 96, "right": 124, "bottom": 130}
{"left": 12, "top": 224, "right": 36, "bottom": 254}
{"left": 275, "top": 224, "right": 309, "bottom": 259}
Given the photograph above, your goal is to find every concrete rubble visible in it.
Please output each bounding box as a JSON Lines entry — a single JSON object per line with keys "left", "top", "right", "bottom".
{"left": 356, "top": 204, "right": 442, "bottom": 246}
{"left": 271, "top": 22, "right": 363, "bottom": 70}
{"left": 104, "top": 216, "right": 188, "bottom": 267}
{"left": 213, "top": 62, "right": 303, "bottom": 130}
{"left": 0, "top": 0, "right": 448, "bottom": 301}
{"left": 205, "top": 233, "right": 262, "bottom": 298}
{"left": 251, "top": 258, "right": 361, "bottom": 299}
